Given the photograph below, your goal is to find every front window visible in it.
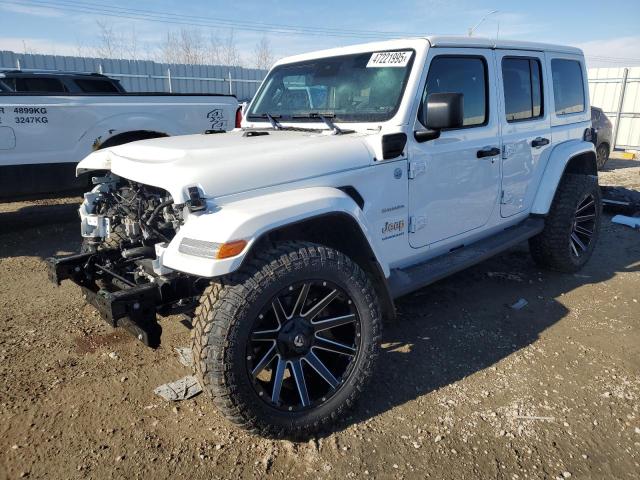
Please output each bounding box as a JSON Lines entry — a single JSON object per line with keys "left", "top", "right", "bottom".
{"left": 419, "top": 56, "right": 488, "bottom": 128}
{"left": 248, "top": 50, "right": 415, "bottom": 123}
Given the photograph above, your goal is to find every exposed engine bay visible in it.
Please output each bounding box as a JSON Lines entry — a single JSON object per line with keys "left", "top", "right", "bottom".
{"left": 80, "top": 173, "right": 184, "bottom": 256}
{"left": 46, "top": 173, "right": 207, "bottom": 347}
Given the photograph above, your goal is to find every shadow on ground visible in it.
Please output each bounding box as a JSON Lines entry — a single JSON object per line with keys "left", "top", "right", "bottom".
{"left": 602, "top": 157, "right": 640, "bottom": 171}
{"left": 0, "top": 202, "right": 81, "bottom": 260}
{"left": 345, "top": 219, "right": 640, "bottom": 432}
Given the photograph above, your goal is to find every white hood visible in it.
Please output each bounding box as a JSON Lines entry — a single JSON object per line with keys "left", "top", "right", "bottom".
{"left": 78, "top": 130, "right": 376, "bottom": 203}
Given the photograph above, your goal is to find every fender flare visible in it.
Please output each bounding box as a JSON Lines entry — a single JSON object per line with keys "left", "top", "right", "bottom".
{"left": 77, "top": 112, "right": 179, "bottom": 153}
{"left": 531, "top": 140, "right": 597, "bottom": 215}
{"left": 161, "top": 187, "right": 389, "bottom": 279}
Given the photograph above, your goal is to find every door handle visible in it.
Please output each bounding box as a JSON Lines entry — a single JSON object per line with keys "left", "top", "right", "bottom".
{"left": 531, "top": 137, "right": 550, "bottom": 148}
{"left": 477, "top": 147, "right": 501, "bottom": 158}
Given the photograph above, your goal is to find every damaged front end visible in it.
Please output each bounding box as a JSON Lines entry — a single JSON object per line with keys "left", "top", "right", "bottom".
{"left": 46, "top": 173, "right": 207, "bottom": 347}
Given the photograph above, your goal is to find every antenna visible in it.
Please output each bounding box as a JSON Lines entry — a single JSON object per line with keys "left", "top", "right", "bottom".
{"left": 468, "top": 10, "right": 499, "bottom": 37}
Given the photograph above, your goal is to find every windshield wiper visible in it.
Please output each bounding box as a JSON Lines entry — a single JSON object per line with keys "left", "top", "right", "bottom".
{"left": 292, "top": 113, "right": 352, "bottom": 135}
{"left": 245, "top": 113, "right": 319, "bottom": 133}
{"left": 265, "top": 113, "right": 283, "bottom": 130}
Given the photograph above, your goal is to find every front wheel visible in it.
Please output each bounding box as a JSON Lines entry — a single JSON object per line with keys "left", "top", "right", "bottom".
{"left": 191, "top": 241, "right": 382, "bottom": 438}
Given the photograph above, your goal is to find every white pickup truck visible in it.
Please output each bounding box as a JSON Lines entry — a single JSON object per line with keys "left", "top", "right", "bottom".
{"left": 0, "top": 70, "right": 239, "bottom": 200}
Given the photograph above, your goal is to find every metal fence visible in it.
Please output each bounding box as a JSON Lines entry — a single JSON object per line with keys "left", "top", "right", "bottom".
{"left": 0, "top": 50, "right": 268, "bottom": 100}
{"left": 588, "top": 67, "right": 640, "bottom": 151}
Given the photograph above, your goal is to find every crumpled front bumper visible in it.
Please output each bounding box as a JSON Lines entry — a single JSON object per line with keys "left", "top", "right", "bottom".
{"left": 46, "top": 252, "right": 193, "bottom": 348}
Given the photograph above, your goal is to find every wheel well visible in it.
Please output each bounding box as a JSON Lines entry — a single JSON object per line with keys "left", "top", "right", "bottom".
{"left": 255, "top": 213, "right": 396, "bottom": 320}
{"left": 564, "top": 151, "right": 598, "bottom": 177}
{"left": 97, "top": 130, "right": 168, "bottom": 150}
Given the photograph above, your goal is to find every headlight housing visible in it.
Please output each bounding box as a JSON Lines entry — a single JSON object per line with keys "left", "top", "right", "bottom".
{"left": 178, "top": 238, "right": 247, "bottom": 259}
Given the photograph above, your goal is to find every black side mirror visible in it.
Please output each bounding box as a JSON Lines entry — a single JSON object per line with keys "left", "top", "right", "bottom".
{"left": 415, "top": 92, "right": 464, "bottom": 142}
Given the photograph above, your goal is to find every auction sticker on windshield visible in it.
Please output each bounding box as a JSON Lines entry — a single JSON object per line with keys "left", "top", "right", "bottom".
{"left": 367, "top": 51, "right": 412, "bottom": 68}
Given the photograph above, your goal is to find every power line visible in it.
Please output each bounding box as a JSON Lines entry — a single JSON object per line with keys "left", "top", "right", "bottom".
{"left": 1, "top": 0, "right": 429, "bottom": 39}
{"left": 53, "top": 0, "right": 422, "bottom": 37}
{"left": 7, "top": 1, "right": 640, "bottom": 64}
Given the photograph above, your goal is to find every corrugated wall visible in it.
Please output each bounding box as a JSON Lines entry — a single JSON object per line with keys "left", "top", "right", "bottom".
{"left": 0, "top": 50, "right": 267, "bottom": 101}
{"left": 589, "top": 67, "right": 640, "bottom": 150}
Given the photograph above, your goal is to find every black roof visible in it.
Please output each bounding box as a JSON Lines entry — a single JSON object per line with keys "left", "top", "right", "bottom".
{"left": 0, "top": 70, "right": 114, "bottom": 80}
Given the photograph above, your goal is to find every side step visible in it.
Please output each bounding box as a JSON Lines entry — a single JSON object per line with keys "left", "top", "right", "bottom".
{"left": 388, "top": 218, "right": 545, "bottom": 298}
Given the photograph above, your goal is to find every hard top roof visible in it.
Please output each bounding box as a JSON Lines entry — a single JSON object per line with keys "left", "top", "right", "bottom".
{"left": 425, "top": 35, "right": 582, "bottom": 54}
{"left": 275, "top": 36, "right": 582, "bottom": 66}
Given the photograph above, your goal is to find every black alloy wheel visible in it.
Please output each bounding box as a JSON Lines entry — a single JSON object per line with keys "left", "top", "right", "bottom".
{"left": 247, "top": 280, "right": 361, "bottom": 411}
{"left": 570, "top": 193, "right": 597, "bottom": 258}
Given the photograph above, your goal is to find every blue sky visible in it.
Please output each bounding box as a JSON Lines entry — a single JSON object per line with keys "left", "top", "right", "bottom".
{"left": 1, "top": 0, "right": 639, "bottom": 67}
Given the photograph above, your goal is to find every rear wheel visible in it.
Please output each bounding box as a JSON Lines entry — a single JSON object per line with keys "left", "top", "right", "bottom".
{"left": 191, "top": 241, "right": 381, "bottom": 438}
{"left": 596, "top": 144, "right": 609, "bottom": 170}
{"left": 529, "top": 174, "right": 601, "bottom": 272}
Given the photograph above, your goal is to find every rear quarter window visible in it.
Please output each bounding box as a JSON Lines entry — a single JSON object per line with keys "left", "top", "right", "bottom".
{"left": 14, "top": 77, "right": 67, "bottom": 93}
{"left": 551, "top": 59, "right": 585, "bottom": 115}
{"left": 75, "top": 79, "right": 120, "bottom": 93}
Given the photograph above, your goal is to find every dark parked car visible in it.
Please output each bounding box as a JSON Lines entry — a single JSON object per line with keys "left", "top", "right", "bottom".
{"left": 0, "top": 70, "right": 125, "bottom": 94}
{"left": 591, "top": 106, "right": 612, "bottom": 169}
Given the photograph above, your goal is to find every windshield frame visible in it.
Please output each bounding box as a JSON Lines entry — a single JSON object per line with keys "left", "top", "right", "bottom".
{"left": 247, "top": 48, "right": 416, "bottom": 124}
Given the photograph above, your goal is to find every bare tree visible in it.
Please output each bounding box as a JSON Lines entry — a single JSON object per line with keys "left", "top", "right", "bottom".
{"left": 94, "top": 20, "right": 140, "bottom": 60}
{"left": 124, "top": 25, "right": 139, "bottom": 61}
{"left": 160, "top": 27, "right": 242, "bottom": 66}
{"left": 252, "top": 35, "right": 274, "bottom": 70}
{"left": 95, "top": 20, "right": 120, "bottom": 58}
{"left": 220, "top": 30, "right": 242, "bottom": 67}
{"left": 161, "top": 28, "right": 209, "bottom": 64}
{"left": 207, "top": 31, "right": 223, "bottom": 65}
{"left": 21, "top": 40, "right": 37, "bottom": 55}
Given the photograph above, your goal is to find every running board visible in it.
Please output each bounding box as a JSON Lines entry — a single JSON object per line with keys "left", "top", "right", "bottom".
{"left": 388, "top": 218, "right": 545, "bottom": 299}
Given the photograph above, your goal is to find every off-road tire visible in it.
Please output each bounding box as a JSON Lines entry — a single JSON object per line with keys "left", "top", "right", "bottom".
{"left": 596, "top": 144, "right": 609, "bottom": 170}
{"left": 191, "top": 241, "right": 382, "bottom": 439}
{"left": 529, "top": 173, "right": 601, "bottom": 272}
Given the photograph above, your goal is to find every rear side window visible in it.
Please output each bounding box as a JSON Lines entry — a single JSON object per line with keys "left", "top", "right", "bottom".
{"left": 421, "top": 56, "right": 488, "bottom": 127}
{"left": 75, "top": 79, "right": 120, "bottom": 93}
{"left": 551, "top": 59, "right": 585, "bottom": 115}
{"left": 14, "top": 77, "right": 67, "bottom": 93}
{"left": 502, "top": 57, "right": 543, "bottom": 122}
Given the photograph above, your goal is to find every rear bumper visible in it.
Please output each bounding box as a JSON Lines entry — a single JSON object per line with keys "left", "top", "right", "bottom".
{"left": 47, "top": 252, "right": 193, "bottom": 348}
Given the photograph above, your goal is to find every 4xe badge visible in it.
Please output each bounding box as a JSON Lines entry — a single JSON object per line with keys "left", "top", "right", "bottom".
{"left": 381, "top": 218, "right": 405, "bottom": 241}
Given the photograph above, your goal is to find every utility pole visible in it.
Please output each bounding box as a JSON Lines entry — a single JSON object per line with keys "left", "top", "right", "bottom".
{"left": 468, "top": 10, "right": 499, "bottom": 36}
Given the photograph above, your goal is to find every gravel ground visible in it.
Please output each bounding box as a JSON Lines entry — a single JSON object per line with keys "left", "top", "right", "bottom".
{"left": 1, "top": 160, "right": 639, "bottom": 479}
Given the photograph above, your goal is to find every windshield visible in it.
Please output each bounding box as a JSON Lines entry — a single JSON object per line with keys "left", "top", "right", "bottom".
{"left": 248, "top": 50, "right": 415, "bottom": 123}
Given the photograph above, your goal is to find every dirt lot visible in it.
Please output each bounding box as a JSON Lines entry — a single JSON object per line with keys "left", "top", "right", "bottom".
{"left": 1, "top": 160, "right": 639, "bottom": 480}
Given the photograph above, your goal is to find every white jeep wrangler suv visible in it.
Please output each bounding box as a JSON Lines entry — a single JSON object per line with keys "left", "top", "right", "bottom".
{"left": 48, "top": 36, "right": 601, "bottom": 438}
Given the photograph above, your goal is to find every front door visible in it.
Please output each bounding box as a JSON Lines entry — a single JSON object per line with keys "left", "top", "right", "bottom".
{"left": 408, "top": 49, "right": 501, "bottom": 248}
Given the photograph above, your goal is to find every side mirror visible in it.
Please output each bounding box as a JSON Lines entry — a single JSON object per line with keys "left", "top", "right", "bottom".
{"left": 415, "top": 92, "right": 464, "bottom": 142}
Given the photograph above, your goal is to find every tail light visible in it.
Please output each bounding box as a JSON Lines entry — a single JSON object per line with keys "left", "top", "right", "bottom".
{"left": 583, "top": 127, "right": 596, "bottom": 145}
{"left": 235, "top": 106, "right": 242, "bottom": 128}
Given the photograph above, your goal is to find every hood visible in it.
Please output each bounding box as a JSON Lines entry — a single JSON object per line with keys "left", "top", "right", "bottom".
{"left": 78, "top": 130, "right": 375, "bottom": 203}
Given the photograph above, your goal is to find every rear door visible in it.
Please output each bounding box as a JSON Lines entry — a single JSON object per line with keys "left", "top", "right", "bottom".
{"left": 496, "top": 50, "right": 552, "bottom": 217}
